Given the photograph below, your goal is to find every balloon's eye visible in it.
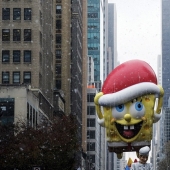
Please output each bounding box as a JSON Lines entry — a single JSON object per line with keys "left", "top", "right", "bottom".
{"left": 116, "top": 105, "right": 124, "bottom": 112}
{"left": 112, "top": 104, "right": 127, "bottom": 120}
{"left": 135, "top": 102, "right": 143, "bottom": 111}
{"left": 130, "top": 101, "right": 145, "bottom": 119}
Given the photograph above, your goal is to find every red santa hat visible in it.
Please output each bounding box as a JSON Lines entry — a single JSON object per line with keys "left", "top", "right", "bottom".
{"left": 98, "top": 60, "right": 161, "bottom": 106}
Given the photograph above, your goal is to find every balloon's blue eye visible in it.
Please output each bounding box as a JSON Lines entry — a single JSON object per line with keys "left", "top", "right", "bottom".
{"left": 116, "top": 105, "right": 124, "bottom": 112}
{"left": 135, "top": 102, "right": 143, "bottom": 111}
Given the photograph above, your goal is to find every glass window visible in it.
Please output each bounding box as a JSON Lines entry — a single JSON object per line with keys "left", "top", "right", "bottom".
{"left": 56, "top": 64, "right": 61, "bottom": 74}
{"left": 13, "top": 72, "right": 20, "bottom": 84}
{"left": 2, "top": 72, "right": 9, "bottom": 84}
{"left": 24, "top": 29, "right": 31, "bottom": 41}
{"left": 24, "top": 50, "right": 31, "bottom": 62}
{"left": 2, "top": 29, "right": 10, "bottom": 41}
{"left": 2, "top": 8, "right": 10, "bottom": 20}
{"left": 23, "top": 72, "right": 31, "bottom": 83}
{"left": 56, "top": 34, "right": 61, "bottom": 44}
{"left": 56, "top": 5, "right": 62, "bottom": 14}
{"left": 88, "top": 13, "right": 98, "bottom": 18}
{"left": 56, "top": 20, "right": 61, "bottom": 29}
{"left": 2, "top": 50, "right": 10, "bottom": 63}
{"left": 24, "top": 8, "right": 31, "bottom": 20}
{"left": 13, "top": 8, "right": 21, "bottom": 20}
{"left": 56, "top": 80, "right": 61, "bottom": 89}
{"left": 87, "top": 130, "right": 95, "bottom": 139}
{"left": 56, "top": 50, "right": 61, "bottom": 59}
{"left": 13, "top": 50, "right": 20, "bottom": 62}
{"left": 87, "top": 119, "right": 95, "bottom": 127}
{"left": 87, "top": 155, "right": 95, "bottom": 163}
{"left": 87, "top": 106, "right": 95, "bottom": 115}
{"left": 87, "top": 93, "right": 96, "bottom": 102}
{"left": 87, "top": 142, "right": 95, "bottom": 151}
{"left": 13, "top": 29, "right": 21, "bottom": 41}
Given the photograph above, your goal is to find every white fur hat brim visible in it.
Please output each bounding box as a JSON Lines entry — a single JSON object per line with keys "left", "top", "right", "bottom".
{"left": 98, "top": 82, "right": 160, "bottom": 107}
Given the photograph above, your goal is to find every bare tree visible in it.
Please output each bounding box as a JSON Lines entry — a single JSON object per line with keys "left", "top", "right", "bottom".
{"left": 0, "top": 114, "right": 79, "bottom": 170}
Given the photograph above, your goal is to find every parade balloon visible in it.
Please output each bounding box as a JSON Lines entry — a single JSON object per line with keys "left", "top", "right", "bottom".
{"left": 94, "top": 59, "right": 164, "bottom": 159}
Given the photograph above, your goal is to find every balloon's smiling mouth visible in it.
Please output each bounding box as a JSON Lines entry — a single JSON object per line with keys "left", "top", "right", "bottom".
{"left": 115, "top": 121, "right": 143, "bottom": 139}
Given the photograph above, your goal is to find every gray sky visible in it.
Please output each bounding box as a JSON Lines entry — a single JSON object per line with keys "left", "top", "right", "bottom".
{"left": 108, "top": 0, "right": 161, "bottom": 162}
{"left": 108, "top": 0, "right": 161, "bottom": 75}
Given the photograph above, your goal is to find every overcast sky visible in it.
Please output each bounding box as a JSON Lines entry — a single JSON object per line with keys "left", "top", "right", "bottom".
{"left": 108, "top": 0, "right": 161, "bottom": 75}
{"left": 108, "top": 0, "right": 161, "bottom": 162}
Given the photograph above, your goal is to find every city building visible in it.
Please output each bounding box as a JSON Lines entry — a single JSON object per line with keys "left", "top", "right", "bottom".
{"left": 87, "top": 0, "right": 106, "bottom": 169}
{"left": 153, "top": 0, "right": 170, "bottom": 168}
{"left": 105, "top": 3, "right": 117, "bottom": 79}
{"left": 151, "top": 55, "right": 163, "bottom": 169}
{"left": 162, "top": 0, "right": 170, "bottom": 108}
{"left": 0, "top": 1, "right": 87, "bottom": 169}
{"left": 162, "top": 0, "right": 170, "bottom": 151}
{"left": 87, "top": 0, "right": 101, "bottom": 82}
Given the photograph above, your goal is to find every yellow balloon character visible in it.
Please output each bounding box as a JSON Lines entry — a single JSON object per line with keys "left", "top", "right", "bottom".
{"left": 94, "top": 60, "right": 164, "bottom": 159}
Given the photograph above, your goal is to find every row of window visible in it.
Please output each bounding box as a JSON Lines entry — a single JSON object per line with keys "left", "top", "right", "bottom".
{"left": 2, "top": 8, "right": 31, "bottom": 20}
{"left": 2, "top": 71, "right": 31, "bottom": 84}
{"left": 2, "top": 29, "right": 31, "bottom": 41}
{"left": 2, "top": 50, "right": 31, "bottom": 63}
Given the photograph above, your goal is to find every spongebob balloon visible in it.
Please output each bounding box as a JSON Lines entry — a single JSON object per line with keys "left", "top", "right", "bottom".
{"left": 94, "top": 59, "right": 164, "bottom": 159}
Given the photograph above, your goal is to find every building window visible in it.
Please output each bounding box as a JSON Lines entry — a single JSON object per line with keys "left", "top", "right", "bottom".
{"left": 13, "top": 29, "right": 21, "bottom": 41}
{"left": 87, "top": 155, "right": 95, "bottom": 163}
{"left": 87, "top": 119, "right": 95, "bottom": 127}
{"left": 56, "top": 34, "right": 61, "bottom": 44}
{"left": 87, "top": 130, "right": 95, "bottom": 139}
{"left": 56, "top": 5, "right": 62, "bottom": 14}
{"left": 56, "top": 64, "right": 61, "bottom": 74}
{"left": 56, "top": 20, "right": 61, "bottom": 29}
{"left": 56, "top": 80, "right": 61, "bottom": 89}
{"left": 2, "top": 8, "right": 10, "bottom": 20}
{"left": 88, "top": 13, "right": 98, "bottom": 18}
{"left": 2, "top": 29, "right": 10, "bottom": 41}
{"left": 24, "top": 50, "right": 31, "bottom": 62}
{"left": 87, "top": 93, "right": 96, "bottom": 102}
{"left": 24, "top": 8, "right": 31, "bottom": 20}
{"left": 23, "top": 72, "right": 31, "bottom": 83}
{"left": 13, "top": 50, "right": 20, "bottom": 62}
{"left": 56, "top": 50, "right": 61, "bottom": 59}
{"left": 13, "top": 72, "right": 20, "bottom": 84}
{"left": 87, "top": 106, "right": 95, "bottom": 115}
{"left": 24, "top": 29, "right": 31, "bottom": 41}
{"left": 2, "top": 72, "right": 9, "bottom": 84}
{"left": 13, "top": 8, "right": 21, "bottom": 20}
{"left": 87, "top": 142, "right": 95, "bottom": 151}
{"left": 2, "top": 50, "right": 10, "bottom": 63}
{"left": 0, "top": 98, "right": 14, "bottom": 125}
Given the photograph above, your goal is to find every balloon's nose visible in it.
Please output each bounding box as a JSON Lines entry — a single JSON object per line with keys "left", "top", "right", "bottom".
{"left": 124, "top": 114, "right": 131, "bottom": 122}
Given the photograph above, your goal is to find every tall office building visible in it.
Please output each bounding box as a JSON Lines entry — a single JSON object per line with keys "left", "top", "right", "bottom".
{"left": 156, "top": 0, "right": 170, "bottom": 168}
{"left": 162, "top": 0, "right": 170, "bottom": 108}
{"left": 87, "top": 0, "right": 101, "bottom": 82}
{"left": 105, "top": 3, "right": 117, "bottom": 79}
{"left": 162, "top": 0, "right": 170, "bottom": 146}
{"left": 0, "top": 1, "right": 87, "bottom": 168}
{"left": 152, "top": 55, "right": 163, "bottom": 169}
{"left": 87, "top": 0, "right": 105, "bottom": 169}
{"left": 104, "top": 3, "right": 120, "bottom": 170}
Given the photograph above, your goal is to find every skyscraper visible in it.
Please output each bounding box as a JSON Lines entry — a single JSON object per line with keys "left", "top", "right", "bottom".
{"left": 162, "top": 0, "right": 170, "bottom": 108}
{"left": 87, "top": 0, "right": 101, "bottom": 82}
{"left": 0, "top": 1, "right": 87, "bottom": 168}
{"left": 162, "top": 0, "right": 170, "bottom": 145}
